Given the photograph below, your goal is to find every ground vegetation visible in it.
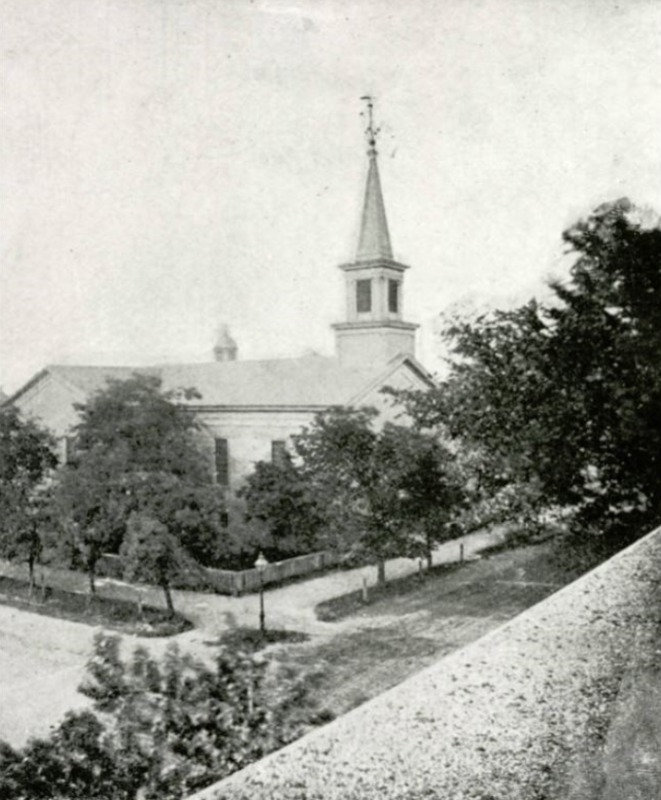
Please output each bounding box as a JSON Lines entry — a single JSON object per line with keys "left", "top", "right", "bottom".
{"left": 0, "top": 633, "right": 329, "bottom": 800}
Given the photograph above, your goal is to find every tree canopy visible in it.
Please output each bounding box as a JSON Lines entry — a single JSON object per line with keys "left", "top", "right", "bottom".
{"left": 51, "top": 374, "right": 226, "bottom": 593}
{"left": 0, "top": 406, "right": 58, "bottom": 586}
{"left": 395, "top": 198, "right": 661, "bottom": 545}
{"left": 120, "top": 512, "right": 188, "bottom": 616}
{"left": 0, "top": 632, "right": 330, "bottom": 800}
{"left": 238, "top": 453, "right": 325, "bottom": 558}
{"left": 291, "top": 407, "right": 467, "bottom": 583}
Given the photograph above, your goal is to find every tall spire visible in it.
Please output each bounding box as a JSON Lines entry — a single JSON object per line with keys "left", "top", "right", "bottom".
{"left": 356, "top": 96, "right": 393, "bottom": 262}
{"left": 333, "top": 98, "right": 417, "bottom": 367}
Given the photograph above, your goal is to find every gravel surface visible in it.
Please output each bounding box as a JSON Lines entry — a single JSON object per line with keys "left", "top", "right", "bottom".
{"left": 0, "top": 605, "right": 94, "bottom": 744}
{"left": 189, "top": 527, "right": 661, "bottom": 800}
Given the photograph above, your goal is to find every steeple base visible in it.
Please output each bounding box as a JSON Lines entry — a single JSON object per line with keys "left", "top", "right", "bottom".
{"left": 333, "top": 321, "right": 417, "bottom": 368}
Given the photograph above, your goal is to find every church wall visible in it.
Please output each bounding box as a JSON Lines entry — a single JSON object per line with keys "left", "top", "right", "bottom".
{"left": 335, "top": 326, "right": 416, "bottom": 367}
{"left": 12, "top": 375, "right": 84, "bottom": 463}
{"left": 10, "top": 364, "right": 431, "bottom": 490}
{"left": 194, "top": 408, "right": 320, "bottom": 491}
{"left": 357, "top": 364, "right": 432, "bottom": 426}
{"left": 195, "top": 364, "right": 431, "bottom": 490}
{"left": 10, "top": 377, "right": 320, "bottom": 486}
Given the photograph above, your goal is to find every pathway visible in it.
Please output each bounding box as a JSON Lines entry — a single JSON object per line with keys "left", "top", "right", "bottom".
{"left": 0, "top": 528, "right": 500, "bottom": 638}
{"left": 0, "top": 529, "right": 501, "bottom": 746}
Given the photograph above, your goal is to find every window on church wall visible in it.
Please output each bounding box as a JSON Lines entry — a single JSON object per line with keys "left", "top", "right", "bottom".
{"left": 388, "top": 279, "right": 399, "bottom": 313}
{"left": 271, "top": 440, "right": 288, "bottom": 467}
{"left": 215, "top": 438, "right": 230, "bottom": 486}
{"left": 356, "top": 279, "right": 372, "bottom": 313}
{"left": 220, "top": 511, "right": 229, "bottom": 529}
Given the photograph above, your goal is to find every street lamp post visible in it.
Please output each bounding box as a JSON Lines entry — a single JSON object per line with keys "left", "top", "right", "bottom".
{"left": 255, "top": 551, "right": 268, "bottom": 635}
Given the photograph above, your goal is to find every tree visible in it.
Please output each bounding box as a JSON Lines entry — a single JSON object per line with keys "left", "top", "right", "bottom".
{"left": 51, "top": 374, "right": 226, "bottom": 594}
{"left": 394, "top": 300, "right": 565, "bottom": 534}
{"left": 120, "top": 512, "right": 186, "bottom": 616}
{"left": 0, "top": 740, "right": 24, "bottom": 798}
{"left": 0, "top": 632, "right": 330, "bottom": 800}
{"left": 78, "top": 632, "right": 329, "bottom": 799}
{"left": 293, "top": 408, "right": 466, "bottom": 584}
{"left": 395, "top": 198, "right": 661, "bottom": 546}
{"left": 238, "top": 454, "right": 325, "bottom": 557}
{"left": 0, "top": 407, "right": 57, "bottom": 591}
{"left": 390, "top": 426, "right": 467, "bottom": 567}
{"left": 0, "top": 711, "right": 137, "bottom": 800}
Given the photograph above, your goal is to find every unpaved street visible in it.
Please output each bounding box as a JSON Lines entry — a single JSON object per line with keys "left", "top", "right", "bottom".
{"left": 0, "top": 530, "right": 501, "bottom": 746}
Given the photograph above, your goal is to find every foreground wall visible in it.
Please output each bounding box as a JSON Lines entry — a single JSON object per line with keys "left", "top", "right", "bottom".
{"left": 190, "top": 526, "right": 661, "bottom": 800}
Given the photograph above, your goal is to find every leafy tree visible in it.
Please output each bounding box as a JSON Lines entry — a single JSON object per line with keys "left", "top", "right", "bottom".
{"left": 390, "top": 426, "right": 467, "bottom": 566}
{"left": 51, "top": 374, "right": 226, "bottom": 594}
{"left": 0, "top": 711, "right": 137, "bottom": 800}
{"left": 78, "top": 632, "right": 329, "bottom": 799}
{"left": 0, "top": 407, "right": 57, "bottom": 590}
{"left": 395, "top": 198, "right": 661, "bottom": 546}
{"left": 0, "top": 740, "right": 24, "bottom": 798}
{"left": 238, "top": 454, "right": 325, "bottom": 557}
{"left": 120, "top": 512, "right": 187, "bottom": 616}
{"left": 1, "top": 632, "right": 329, "bottom": 800}
{"left": 293, "top": 408, "right": 467, "bottom": 584}
{"left": 394, "top": 301, "right": 564, "bottom": 535}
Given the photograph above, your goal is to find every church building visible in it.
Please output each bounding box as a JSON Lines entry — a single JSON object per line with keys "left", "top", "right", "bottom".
{"left": 8, "top": 106, "right": 434, "bottom": 493}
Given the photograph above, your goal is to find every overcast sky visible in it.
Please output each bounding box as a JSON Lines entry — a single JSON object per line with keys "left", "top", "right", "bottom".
{"left": 2, "top": 0, "right": 661, "bottom": 393}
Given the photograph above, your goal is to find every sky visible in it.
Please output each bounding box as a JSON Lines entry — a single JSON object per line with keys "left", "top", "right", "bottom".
{"left": 3, "top": 0, "right": 661, "bottom": 394}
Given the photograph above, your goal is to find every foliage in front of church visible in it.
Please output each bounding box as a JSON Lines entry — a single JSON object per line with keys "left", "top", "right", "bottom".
{"left": 0, "top": 631, "right": 332, "bottom": 800}
{"left": 241, "top": 406, "right": 469, "bottom": 584}
{"left": 0, "top": 406, "right": 58, "bottom": 590}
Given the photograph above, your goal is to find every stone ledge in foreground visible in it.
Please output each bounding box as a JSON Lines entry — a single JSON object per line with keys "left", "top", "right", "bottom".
{"left": 188, "top": 527, "right": 661, "bottom": 800}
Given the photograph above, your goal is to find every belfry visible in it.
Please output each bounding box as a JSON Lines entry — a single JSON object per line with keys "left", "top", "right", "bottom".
{"left": 333, "top": 96, "right": 418, "bottom": 367}
{"left": 9, "top": 100, "right": 433, "bottom": 491}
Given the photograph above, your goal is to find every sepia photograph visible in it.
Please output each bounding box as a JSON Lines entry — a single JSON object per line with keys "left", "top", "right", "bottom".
{"left": 1, "top": 1, "right": 661, "bottom": 797}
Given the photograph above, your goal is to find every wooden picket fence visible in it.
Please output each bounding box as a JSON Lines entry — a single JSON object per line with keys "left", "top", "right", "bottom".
{"left": 98, "top": 550, "right": 339, "bottom": 596}
{"left": 207, "top": 551, "right": 338, "bottom": 595}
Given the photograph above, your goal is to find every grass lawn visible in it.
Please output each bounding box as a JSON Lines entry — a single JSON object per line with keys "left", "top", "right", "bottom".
{"left": 0, "top": 574, "right": 192, "bottom": 636}
{"left": 272, "top": 542, "right": 580, "bottom": 718}
{"left": 212, "top": 627, "right": 309, "bottom": 651}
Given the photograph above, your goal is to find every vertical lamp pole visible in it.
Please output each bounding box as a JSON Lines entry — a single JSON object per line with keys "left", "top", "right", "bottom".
{"left": 255, "top": 551, "right": 268, "bottom": 636}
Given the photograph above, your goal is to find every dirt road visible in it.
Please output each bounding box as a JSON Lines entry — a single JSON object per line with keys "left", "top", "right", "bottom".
{"left": 0, "top": 529, "right": 501, "bottom": 746}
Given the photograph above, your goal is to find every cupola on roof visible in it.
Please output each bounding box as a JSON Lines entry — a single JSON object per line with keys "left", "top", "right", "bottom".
{"left": 213, "top": 324, "right": 238, "bottom": 362}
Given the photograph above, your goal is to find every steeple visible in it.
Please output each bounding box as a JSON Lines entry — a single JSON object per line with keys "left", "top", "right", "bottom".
{"left": 332, "top": 98, "right": 418, "bottom": 368}
{"left": 356, "top": 97, "right": 393, "bottom": 262}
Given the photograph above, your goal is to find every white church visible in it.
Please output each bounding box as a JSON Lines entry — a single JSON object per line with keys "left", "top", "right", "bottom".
{"left": 8, "top": 111, "right": 434, "bottom": 494}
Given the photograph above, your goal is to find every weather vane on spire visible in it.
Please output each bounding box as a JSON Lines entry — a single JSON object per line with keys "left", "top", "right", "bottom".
{"left": 360, "top": 95, "right": 380, "bottom": 156}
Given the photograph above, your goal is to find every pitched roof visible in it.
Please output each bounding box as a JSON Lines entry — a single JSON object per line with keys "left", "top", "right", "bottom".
{"left": 11, "top": 354, "right": 433, "bottom": 410}
{"left": 161, "top": 356, "right": 385, "bottom": 407}
{"left": 49, "top": 365, "right": 160, "bottom": 397}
